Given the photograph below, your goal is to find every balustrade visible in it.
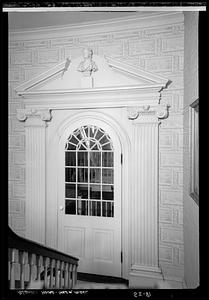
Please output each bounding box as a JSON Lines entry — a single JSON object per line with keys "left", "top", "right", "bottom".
{"left": 8, "top": 227, "right": 78, "bottom": 289}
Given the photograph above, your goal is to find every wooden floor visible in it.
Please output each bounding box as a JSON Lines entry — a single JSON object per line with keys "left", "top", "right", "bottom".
{"left": 74, "top": 280, "right": 128, "bottom": 289}
{"left": 75, "top": 272, "right": 129, "bottom": 289}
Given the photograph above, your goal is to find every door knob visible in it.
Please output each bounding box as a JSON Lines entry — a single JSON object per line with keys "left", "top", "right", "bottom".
{"left": 59, "top": 205, "right": 64, "bottom": 211}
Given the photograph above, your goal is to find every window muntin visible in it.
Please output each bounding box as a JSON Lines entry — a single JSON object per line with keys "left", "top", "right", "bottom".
{"left": 65, "top": 125, "right": 114, "bottom": 217}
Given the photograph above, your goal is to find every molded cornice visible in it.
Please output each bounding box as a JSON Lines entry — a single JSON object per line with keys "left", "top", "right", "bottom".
{"left": 15, "top": 54, "right": 169, "bottom": 100}
{"left": 9, "top": 12, "right": 184, "bottom": 41}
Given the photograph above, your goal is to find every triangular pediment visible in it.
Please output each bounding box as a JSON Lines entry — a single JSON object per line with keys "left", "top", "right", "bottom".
{"left": 15, "top": 51, "right": 169, "bottom": 97}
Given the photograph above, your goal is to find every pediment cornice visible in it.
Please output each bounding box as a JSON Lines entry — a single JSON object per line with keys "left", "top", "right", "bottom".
{"left": 15, "top": 52, "right": 171, "bottom": 110}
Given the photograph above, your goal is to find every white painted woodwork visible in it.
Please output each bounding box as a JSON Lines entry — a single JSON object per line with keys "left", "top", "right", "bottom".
{"left": 25, "top": 121, "right": 45, "bottom": 243}
{"left": 57, "top": 119, "right": 122, "bottom": 277}
{"left": 132, "top": 123, "right": 159, "bottom": 268}
{"left": 127, "top": 107, "right": 166, "bottom": 287}
{"left": 16, "top": 51, "right": 170, "bottom": 284}
{"left": 8, "top": 247, "right": 78, "bottom": 289}
{"left": 16, "top": 109, "right": 51, "bottom": 244}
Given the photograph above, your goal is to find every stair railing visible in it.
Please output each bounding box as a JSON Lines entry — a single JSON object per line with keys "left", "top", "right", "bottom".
{"left": 8, "top": 227, "right": 79, "bottom": 289}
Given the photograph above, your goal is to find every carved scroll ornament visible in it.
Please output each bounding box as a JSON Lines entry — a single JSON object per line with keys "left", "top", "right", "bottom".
{"left": 127, "top": 105, "right": 168, "bottom": 121}
{"left": 17, "top": 109, "right": 52, "bottom": 122}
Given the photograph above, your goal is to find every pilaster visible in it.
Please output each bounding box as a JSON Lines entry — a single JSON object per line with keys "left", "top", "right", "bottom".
{"left": 17, "top": 108, "right": 51, "bottom": 244}
{"left": 128, "top": 105, "right": 168, "bottom": 288}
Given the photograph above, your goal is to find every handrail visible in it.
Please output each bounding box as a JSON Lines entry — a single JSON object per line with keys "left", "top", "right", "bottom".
{"left": 8, "top": 227, "right": 79, "bottom": 289}
{"left": 8, "top": 227, "right": 79, "bottom": 265}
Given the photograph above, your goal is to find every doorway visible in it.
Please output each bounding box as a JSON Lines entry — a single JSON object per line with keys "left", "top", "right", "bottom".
{"left": 58, "top": 124, "right": 122, "bottom": 277}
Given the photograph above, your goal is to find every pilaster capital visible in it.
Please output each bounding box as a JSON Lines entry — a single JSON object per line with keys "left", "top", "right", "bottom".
{"left": 156, "top": 105, "right": 169, "bottom": 119}
{"left": 127, "top": 104, "right": 168, "bottom": 123}
{"left": 17, "top": 108, "right": 52, "bottom": 123}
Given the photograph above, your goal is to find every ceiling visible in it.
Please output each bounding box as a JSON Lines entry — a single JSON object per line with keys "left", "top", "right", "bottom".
{"left": 8, "top": 11, "right": 148, "bottom": 31}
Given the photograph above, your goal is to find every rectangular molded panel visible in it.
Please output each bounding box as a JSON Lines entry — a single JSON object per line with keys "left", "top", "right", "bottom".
{"left": 64, "top": 227, "right": 85, "bottom": 258}
{"left": 93, "top": 229, "right": 113, "bottom": 262}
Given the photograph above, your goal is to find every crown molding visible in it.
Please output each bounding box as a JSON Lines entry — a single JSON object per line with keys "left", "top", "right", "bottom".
{"left": 9, "top": 12, "right": 184, "bottom": 41}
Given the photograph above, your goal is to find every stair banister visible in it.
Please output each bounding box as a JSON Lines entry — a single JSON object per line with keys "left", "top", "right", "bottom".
{"left": 8, "top": 227, "right": 79, "bottom": 289}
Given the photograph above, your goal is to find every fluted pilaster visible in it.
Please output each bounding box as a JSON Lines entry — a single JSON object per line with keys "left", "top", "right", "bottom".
{"left": 132, "top": 122, "right": 159, "bottom": 270}
{"left": 128, "top": 104, "right": 168, "bottom": 286}
{"left": 17, "top": 109, "right": 51, "bottom": 244}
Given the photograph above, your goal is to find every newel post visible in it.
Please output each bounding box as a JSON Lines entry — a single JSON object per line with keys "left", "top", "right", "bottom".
{"left": 17, "top": 108, "right": 52, "bottom": 244}
{"left": 128, "top": 104, "right": 168, "bottom": 288}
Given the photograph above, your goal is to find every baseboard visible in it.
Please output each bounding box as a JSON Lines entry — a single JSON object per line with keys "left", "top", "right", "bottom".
{"left": 128, "top": 265, "right": 186, "bottom": 289}
{"left": 129, "top": 265, "right": 163, "bottom": 288}
{"left": 162, "top": 275, "right": 185, "bottom": 289}
{"left": 182, "top": 279, "right": 188, "bottom": 289}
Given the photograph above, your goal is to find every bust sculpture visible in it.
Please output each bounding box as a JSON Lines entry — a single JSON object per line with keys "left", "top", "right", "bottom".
{"left": 77, "top": 48, "right": 98, "bottom": 77}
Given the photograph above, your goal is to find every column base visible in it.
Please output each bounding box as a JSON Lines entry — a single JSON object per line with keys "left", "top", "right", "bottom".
{"left": 129, "top": 265, "right": 163, "bottom": 288}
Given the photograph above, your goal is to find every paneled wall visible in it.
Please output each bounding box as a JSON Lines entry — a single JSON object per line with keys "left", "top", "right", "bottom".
{"left": 8, "top": 12, "right": 184, "bottom": 282}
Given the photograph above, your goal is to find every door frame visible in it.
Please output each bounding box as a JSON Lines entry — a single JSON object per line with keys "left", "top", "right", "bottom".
{"left": 58, "top": 120, "right": 122, "bottom": 276}
{"left": 46, "top": 109, "right": 131, "bottom": 280}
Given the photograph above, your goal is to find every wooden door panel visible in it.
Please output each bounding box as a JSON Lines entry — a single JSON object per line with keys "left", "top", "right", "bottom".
{"left": 64, "top": 226, "right": 85, "bottom": 258}
{"left": 58, "top": 124, "right": 121, "bottom": 277}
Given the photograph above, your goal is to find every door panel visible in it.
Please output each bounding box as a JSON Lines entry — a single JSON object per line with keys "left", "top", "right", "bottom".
{"left": 58, "top": 125, "right": 121, "bottom": 277}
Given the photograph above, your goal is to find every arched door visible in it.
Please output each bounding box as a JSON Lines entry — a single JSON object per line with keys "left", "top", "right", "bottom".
{"left": 58, "top": 124, "right": 122, "bottom": 277}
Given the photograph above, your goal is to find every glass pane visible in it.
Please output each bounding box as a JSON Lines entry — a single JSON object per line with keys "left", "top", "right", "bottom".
{"left": 84, "top": 126, "right": 89, "bottom": 138}
{"left": 90, "top": 169, "right": 101, "bottom": 183}
{"left": 78, "top": 143, "right": 87, "bottom": 150}
{"left": 102, "top": 185, "right": 114, "bottom": 200}
{"left": 65, "top": 200, "right": 76, "bottom": 215}
{"left": 90, "top": 184, "right": 101, "bottom": 199}
{"left": 102, "top": 169, "right": 113, "bottom": 184}
{"left": 65, "top": 152, "right": 76, "bottom": 166}
{"left": 77, "top": 200, "right": 88, "bottom": 215}
{"left": 65, "top": 168, "right": 76, "bottom": 182}
{"left": 65, "top": 184, "right": 76, "bottom": 198}
{"left": 90, "top": 141, "right": 95, "bottom": 150}
{"left": 102, "top": 143, "right": 112, "bottom": 150}
{"left": 89, "top": 126, "right": 96, "bottom": 137}
{"left": 69, "top": 135, "right": 79, "bottom": 145}
{"left": 102, "top": 201, "right": 114, "bottom": 217}
{"left": 95, "top": 129, "right": 104, "bottom": 141}
{"left": 66, "top": 143, "right": 76, "bottom": 150}
{"left": 77, "top": 184, "right": 88, "bottom": 199}
{"left": 91, "top": 144, "right": 100, "bottom": 151}
{"left": 99, "top": 135, "right": 109, "bottom": 145}
{"left": 90, "top": 152, "right": 101, "bottom": 167}
{"left": 78, "top": 168, "right": 88, "bottom": 182}
{"left": 74, "top": 129, "right": 82, "bottom": 141}
{"left": 78, "top": 152, "right": 88, "bottom": 166}
{"left": 102, "top": 152, "right": 113, "bottom": 167}
{"left": 89, "top": 201, "right": 101, "bottom": 216}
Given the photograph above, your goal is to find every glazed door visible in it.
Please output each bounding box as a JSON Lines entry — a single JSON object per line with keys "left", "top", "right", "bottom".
{"left": 58, "top": 125, "right": 121, "bottom": 277}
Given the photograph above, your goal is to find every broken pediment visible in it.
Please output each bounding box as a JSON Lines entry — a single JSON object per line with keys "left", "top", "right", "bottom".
{"left": 15, "top": 48, "right": 169, "bottom": 97}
